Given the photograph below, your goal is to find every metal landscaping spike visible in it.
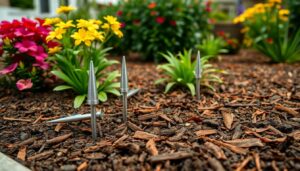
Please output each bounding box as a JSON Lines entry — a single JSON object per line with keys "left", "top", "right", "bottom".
{"left": 121, "top": 56, "right": 128, "bottom": 123}
{"left": 195, "top": 51, "right": 202, "bottom": 101}
{"left": 47, "top": 111, "right": 103, "bottom": 123}
{"left": 127, "top": 88, "right": 140, "bottom": 98}
{"left": 88, "top": 60, "right": 98, "bottom": 141}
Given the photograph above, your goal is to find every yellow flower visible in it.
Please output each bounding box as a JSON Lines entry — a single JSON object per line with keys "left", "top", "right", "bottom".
{"left": 268, "top": 0, "right": 282, "bottom": 4}
{"left": 241, "top": 27, "right": 249, "bottom": 33}
{"left": 43, "top": 18, "right": 61, "bottom": 26}
{"left": 101, "top": 23, "right": 110, "bottom": 29}
{"left": 48, "top": 46, "right": 62, "bottom": 54}
{"left": 279, "top": 9, "right": 290, "bottom": 21}
{"left": 104, "top": 16, "right": 118, "bottom": 25}
{"left": 56, "top": 20, "right": 75, "bottom": 29}
{"left": 114, "top": 29, "right": 123, "bottom": 38}
{"left": 71, "top": 29, "right": 94, "bottom": 46}
{"left": 56, "top": 6, "right": 76, "bottom": 14}
{"left": 91, "top": 31, "right": 105, "bottom": 42}
{"left": 76, "top": 19, "right": 99, "bottom": 31}
{"left": 46, "top": 28, "right": 66, "bottom": 41}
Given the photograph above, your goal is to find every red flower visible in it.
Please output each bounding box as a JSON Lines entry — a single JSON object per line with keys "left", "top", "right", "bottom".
{"left": 266, "top": 38, "right": 273, "bottom": 44}
{"left": 133, "top": 19, "right": 141, "bottom": 25}
{"left": 16, "top": 79, "right": 33, "bottom": 91}
{"left": 169, "top": 20, "right": 177, "bottom": 26}
{"left": 148, "top": 2, "right": 156, "bottom": 9}
{"left": 156, "top": 17, "right": 165, "bottom": 24}
{"left": 117, "top": 10, "right": 123, "bottom": 16}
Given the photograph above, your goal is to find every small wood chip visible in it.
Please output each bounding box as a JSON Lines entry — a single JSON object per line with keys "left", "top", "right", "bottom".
{"left": 54, "top": 123, "right": 64, "bottom": 132}
{"left": 46, "top": 133, "right": 73, "bottom": 145}
{"left": 77, "top": 161, "right": 88, "bottom": 171}
{"left": 195, "top": 129, "right": 218, "bottom": 137}
{"left": 33, "top": 115, "right": 43, "bottom": 124}
{"left": 149, "top": 152, "right": 193, "bottom": 163}
{"left": 133, "top": 131, "right": 158, "bottom": 140}
{"left": 253, "top": 153, "right": 262, "bottom": 171}
{"left": 204, "top": 137, "right": 248, "bottom": 155}
{"left": 84, "top": 153, "right": 106, "bottom": 160}
{"left": 28, "top": 150, "right": 54, "bottom": 161}
{"left": 235, "top": 156, "right": 253, "bottom": 171}
{"left": 138, "top": 114, "right": 158, "bottom": 121}
{"left": 208, "top": 157, "right": 226, "bottom": 171}
{"left": 84, "top": 140, "right": 112, "bottom": 153}
{"left": 225, "top": 138, "right": 264, "bottom": 148}
{"left": 17, "top": 146, "right": 26, "bottom": 161}
{"left": 18, "top": 137, "right": 36, "bottom": 147}
{"left": 222, "top": 112, "right": 234, "bottom": 129}
{"left": 113, "top": 135, "right": 129, "bottom": 146}
{"left": 127, "top": 121, "right": 143, "bottom": 131}
{"left": 275, "top": 104, "right": 299, "bottom": 117}
{"left": 146, "top": 139, "right": 158, "bottom": 156}
{"left": 205, "top": 142, "right": 227, "bottom": 160}
{"left": 159, "top": 114, "right": 175, "bottom": 124}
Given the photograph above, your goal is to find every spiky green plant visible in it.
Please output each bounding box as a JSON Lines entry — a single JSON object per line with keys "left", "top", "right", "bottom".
{"left": 156, "top": 49, "right": 224, "bottom": 95}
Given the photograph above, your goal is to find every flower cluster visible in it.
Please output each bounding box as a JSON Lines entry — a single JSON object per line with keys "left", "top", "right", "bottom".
{"left": 0, "top": 18, "right": 56, "bottom": 90}
{"left": 234, "top": 0, "right": 289, "bottom": 24}
{"left": 45, "top": 16, "right": 123, "bottom": 48}
{"left": 217, "top": 31, "right": 239, "bottom": 54}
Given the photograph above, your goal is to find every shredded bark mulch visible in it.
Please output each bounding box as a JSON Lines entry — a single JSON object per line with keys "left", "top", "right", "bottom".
{"left": 0, "top": 50, "right": 300, "bottom": 171}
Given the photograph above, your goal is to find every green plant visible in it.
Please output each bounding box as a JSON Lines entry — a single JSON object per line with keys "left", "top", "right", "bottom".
{"left": 10, "top": 0, "right": 34, "bottom": 9}
{"left": 98, "top": 0, "right": 211, "bottom": 62}
{"left": 197, "top": 34, "right": 227, "bottom": 58}
{"left": 234, "top": 0, "right": 300, "bottom": 63}
{"left": 46, "top": 7, "right": 123, "bottom": 108}
{"left": 156, "top": 50, "right": 224, "bottom": 95}
{"left": 288, "top": 0, "right": 300, "bottom": 32}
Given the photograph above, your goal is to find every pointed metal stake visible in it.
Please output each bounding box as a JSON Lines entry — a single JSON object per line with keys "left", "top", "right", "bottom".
{"left": 47, "top": 111, "right": 103, "bottom": 123}
{"left": 87, "top": 60, "right": 99, "bottom": 141}
{"left": 195, "top": 51, "right": 202, "bottom": 101}
{"left": 121, "top": 56, "right": 128, "bottom": 124}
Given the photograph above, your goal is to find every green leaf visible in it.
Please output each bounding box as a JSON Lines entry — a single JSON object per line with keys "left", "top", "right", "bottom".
{"left": 187, "top": 83, "right": 196, "bottom": 96}
{"left": 53, "top": 85, "right": 73, "bottom": 91}
{"left": 155, "top": 78, "right": 167, "bottom": 85}
{"left": 106, "top": 89, "right": 121, "bottom": 96}
{"left": 98, "top": 92, "right": 108, "bottom": 102}
{"left": 74, "top": 95, "right": 86, "bottom": 108}
{"left": 164, "top": 82, "right": 176, "bottom": 93}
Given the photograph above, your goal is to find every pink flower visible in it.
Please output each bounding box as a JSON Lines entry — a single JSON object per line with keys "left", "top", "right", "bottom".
{"left": 29, "top": 46, "right": 48, "bottom": 61}
{"left": 156, "top": 17, "right": 165, "bottom": 24}
{"left": 0, "top": 63, "right": 18, "bottom": 75}
{"left": 15, "top": 40, "right": 38, "bottom": 53}
{"left": 16, "top": 79, "right": 33, "bottom": 91}
{"left": 33, "top": 61, "right": 50, "bottom": 70}
{"left": 120, "top": 22, "right": 126, "bottom": 28}
{"left": 14, "top": 28, "right": 34, "bottom": 38}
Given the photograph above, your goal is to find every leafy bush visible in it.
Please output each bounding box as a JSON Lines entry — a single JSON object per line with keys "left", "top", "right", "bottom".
{"left": 197, "top": 34, "right": 227, "bottom": 58}
{"left": 0, "top": 18, "right": 55, "bottom": 91}
{"left": 98, "top": 0, "right": 211, "bottom": 62}
{"left": 156, "top": 50, "right": 224, "bottom": 95}
{"left": 288, "top": 0, "right": 300, "bottom": 32}
{"left": 46, "top": 6, "right": 123, "bottom": 108}
{"left": 234, "top": 0, "right": 300, "bottom": 63}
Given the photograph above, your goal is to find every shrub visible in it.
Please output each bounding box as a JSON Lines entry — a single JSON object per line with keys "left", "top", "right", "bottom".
{"left": 0, "top": 18, "right": 55, "bottom": 91}
{"left": 99, "top": 0, "right": 211, "bottom": 62}
{"left": 156, "top": 50, "right": 224, "bottom": 95}
{"left": 234, "top": 0, "right": 300, "bottom": 63}
{"left": 46, "top": 6, "right": 123, "bottom": 108}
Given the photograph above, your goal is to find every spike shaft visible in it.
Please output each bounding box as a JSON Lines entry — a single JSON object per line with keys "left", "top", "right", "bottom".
{"left": 90, "top": 105, "right": 97, "bottom": 140}
{"left": 122, "top": 92, "right": 128, "bottom": 123}
{"left": 196, "top": 78, "right": 200, "bottom": 101}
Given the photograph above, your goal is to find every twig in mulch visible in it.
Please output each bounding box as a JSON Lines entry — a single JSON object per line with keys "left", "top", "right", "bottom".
{"left": 235, "top": 156, "right": 253, "bottom": 171}
{"left": 208, "top": 157, "right": 226, "bottom": 171}
{"left": 204, "top": 142, "right": 227, "bottom": 160}
{"left": 149, "top": 152, "right": 193, "bottom": 163}
{"left": 253, "top": 153, "right": 262, "bottom": 171}
{"left": 202, "top": 137, "right": 248, "bottom": 155}
{"left": 46, "top": 133, "right": 73, "bottom": 145}
{"left": 28, "top": 150, "right": 54, "bottom": 161}
{"left": 127, "top": 121, "right": 143, "bottom": 131}
{"left": 112, "top": 135, "right": 129, "bottom": 146}
{"left": 274, "top": 104, "right": 299, "bottom": 117}
{"left": 133, "top": 131, "right": 159, "bottom": 140}
{"left": 3, "top": 116, "right": 32, "bottom": 122}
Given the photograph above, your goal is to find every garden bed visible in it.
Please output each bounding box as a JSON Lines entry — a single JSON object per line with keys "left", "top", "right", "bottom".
{"left": 0, "top": 50, "right": 300, "bottom": 171}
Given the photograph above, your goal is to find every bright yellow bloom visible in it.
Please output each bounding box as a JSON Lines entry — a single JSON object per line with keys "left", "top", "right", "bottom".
{"left": 46, "top": 28, "right": 66, "bottom": 41}
{"left": 279, "top": 9, "right": 290, "bottom": 21}
{"left": 91, "top": 31, "right": 105, "bottom": 42}
{"left": 43, "top": 18, "right": 61, "bottom": 26}
{"left": 3, "top": 37, "right": 10, "bottom": 45}
{"left": 76, "top": 19, "right": 99, "bottom": 31}
{"left": 104, "top": 16, "right": 118, "bottom": 25}
{"left": 114, "top": 29, "right": 123, "bottom": 38}
{"left": 48, "top": 46, "right": 62, "bottom": 54}
{"left": 71, "top": 29, "right": 94, "bottom": 46}
{"left": 56, "top": 6, "right": 76, "bottom": 14}
{"left": 101, "top": 23, "right": 110, "bottom": 29}
{"left": 56, "top": 20, "right": 75, "bottom": 29}
{"left": 268, "top": 0, "right": 282, "bottom": 4}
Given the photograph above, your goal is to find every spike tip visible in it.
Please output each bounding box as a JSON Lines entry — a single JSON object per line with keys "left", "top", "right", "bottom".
{"left": 121, "top": 56, "right": 128, "bottom": 93}
{"left": 87, "top": 61, "right": 99, "bottom": 105}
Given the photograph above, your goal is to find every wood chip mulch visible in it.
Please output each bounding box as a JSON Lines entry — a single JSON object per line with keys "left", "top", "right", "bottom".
{"left": 0, "top": 50, "right": 300, "bottom": 171}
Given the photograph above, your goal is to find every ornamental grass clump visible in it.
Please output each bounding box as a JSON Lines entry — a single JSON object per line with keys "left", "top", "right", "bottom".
{"left": 234, "top": 0, "right": 300, "bottom": 63}
{"left": 0, "top": 18, "right": 57, "bottom": 91}
{"left": 156, "top": 50, "right": 224, "bottom": 96}
{"left": 46, "top": 6, "right": 123, "bottom": 108}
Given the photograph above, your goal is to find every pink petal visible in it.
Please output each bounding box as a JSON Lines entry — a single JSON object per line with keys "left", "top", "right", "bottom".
{"left": 0, "top": 63, "right": 18, "bottom": 75}
{"left": 16, "top": 79, "right": 33, "bottom": 91}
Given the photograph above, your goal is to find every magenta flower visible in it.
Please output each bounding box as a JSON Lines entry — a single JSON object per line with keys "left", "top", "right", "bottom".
{"left": 16, "top": 79, "right": 33, "bottom": 91}
{"left": 33, "top": 61, "right": 50, "bottom": 70}
{"left": 15, "top": 40, "right": 38, "bottom": 53}
{"left": 0, "top": 63, "right": 18, "bottom": 75}
{"left": 14, "top": 28, "right": 34, "bottom": 38}
{"left": 29, "top": 46, "right": 48, "bottom": 62}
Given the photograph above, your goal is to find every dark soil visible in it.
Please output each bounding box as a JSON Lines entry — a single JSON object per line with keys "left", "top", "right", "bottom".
{"left": 0, "top": 50, "right": 300, "bottom": 171}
